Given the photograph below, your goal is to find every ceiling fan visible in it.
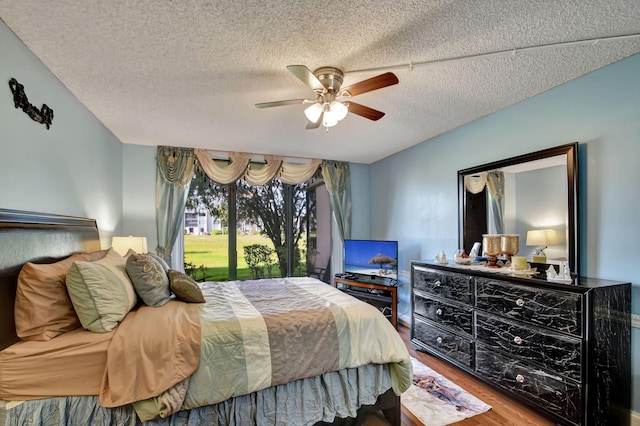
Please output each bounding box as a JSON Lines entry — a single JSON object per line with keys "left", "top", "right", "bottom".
{"left": 255, "top": 65, "right": 399, "bottom": 130}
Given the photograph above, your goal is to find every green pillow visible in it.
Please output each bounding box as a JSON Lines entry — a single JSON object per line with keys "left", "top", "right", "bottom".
{"left": 126, "top": 254, "right": 171, "bottom": 307}
{"left": 66, "top": 249, "right": 137, "bottom": 333}
{"left": 168, "top": 270, "right": 205, "bottom": 303}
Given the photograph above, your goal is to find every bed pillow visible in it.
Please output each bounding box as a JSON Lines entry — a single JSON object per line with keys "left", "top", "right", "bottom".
{"left": 149, "top": 253, "right": 170, "bottom": 273}
{"left": 66, "top": 249, "right": 137, "bottom": 333}
{"left": 126, "top": 253, "right": 171, "bottom": 307}
{"left": 123, "top": 249, "right": 170, "bottom": 273}
{"left": 14, "top": 248, "right": 110, "bottom": 341}
{"left": 168, "top": 270, "right": 205, "bottom": 303}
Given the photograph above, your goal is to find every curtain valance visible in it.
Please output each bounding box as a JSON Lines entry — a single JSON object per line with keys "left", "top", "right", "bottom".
{"left": 280, "top": 159, "right": 322, "bottom": 184}
{"left": 195, "top": 149, "right": 320, "bottom": 186}
{"left": 195, "top": 149, "right": 251, "bottom": 184}
{"left": 464, "top": 172, "right": 487, "bottom": 194}
{"left": 244, "top": 155, "right": 283, "bottom": 186}
{"left": 157, "top": 146, "right": 196, "bottom": 186}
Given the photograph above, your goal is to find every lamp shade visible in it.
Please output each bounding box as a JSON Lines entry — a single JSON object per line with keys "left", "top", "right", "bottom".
{"left": 322, "top": 114, "right": 338, "bottom": 128}
{"left": 112, "top": 236, "right": 148, "bottom": 255}
{"left": 328, "top": 101, "right": 348, "bottom": 121}
{"left": 526, "top": 229, "right": 557, "bottom": 246}
{"left": 304, "top": 103, "right": 323, "bottom": 123}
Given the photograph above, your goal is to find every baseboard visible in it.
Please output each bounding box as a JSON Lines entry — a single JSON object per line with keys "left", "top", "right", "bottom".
{"left": 632, "top": 410, "right": 640, "bottom": 426}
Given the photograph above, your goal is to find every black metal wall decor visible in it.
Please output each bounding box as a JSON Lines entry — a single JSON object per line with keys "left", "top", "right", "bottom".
{"left": 8, "top": 78, "right": 54, "bottom": 129}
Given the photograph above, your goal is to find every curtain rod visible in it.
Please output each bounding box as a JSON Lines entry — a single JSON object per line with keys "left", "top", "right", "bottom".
{"left": 202, "top": 149, "right": 317, "bottom": 164}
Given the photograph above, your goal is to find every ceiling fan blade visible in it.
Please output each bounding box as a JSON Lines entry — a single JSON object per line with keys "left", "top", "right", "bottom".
{"left": 347, "top": 102, "right": 385, "bottom": 121}
{"left": 255, "top": 99, "right": 307, "bottom": 108}
{"left": 340, "top": 72, "right": 398, "bottom": 97}
{"left": 287, "top": 65, "right": 326, "bottom": 93}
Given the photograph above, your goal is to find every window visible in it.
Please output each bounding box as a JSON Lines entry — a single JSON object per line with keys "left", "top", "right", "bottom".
{"left": 184, "top": 167, "right": 330, "bottom": 282}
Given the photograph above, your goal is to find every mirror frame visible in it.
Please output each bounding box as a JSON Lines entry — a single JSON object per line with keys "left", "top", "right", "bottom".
{"left": 458, "top": 142, "right": 579, "bottom": 276}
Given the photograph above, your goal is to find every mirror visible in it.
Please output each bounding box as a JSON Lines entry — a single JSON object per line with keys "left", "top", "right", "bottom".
{"left": 458, "top": 142, "right": 579, "bottom": 276}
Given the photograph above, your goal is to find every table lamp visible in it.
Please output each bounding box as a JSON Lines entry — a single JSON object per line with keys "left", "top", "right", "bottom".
{"left": 111, "top": 235, "right": 148, "bottom": 256}
{"left": 526, "top": 229, "right": 556, "bottom": 263}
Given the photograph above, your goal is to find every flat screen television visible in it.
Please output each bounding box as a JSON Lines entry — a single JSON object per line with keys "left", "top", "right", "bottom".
{"left": 344, "top": 239, "right": 398, "bottom": 281}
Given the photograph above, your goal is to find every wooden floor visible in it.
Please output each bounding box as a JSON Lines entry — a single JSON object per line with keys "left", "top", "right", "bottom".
{"left": 369, "top": 324, "right": 557, "bottom": 426}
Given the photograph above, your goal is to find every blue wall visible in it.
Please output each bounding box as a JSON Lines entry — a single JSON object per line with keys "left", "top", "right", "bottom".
{"left": 122, "top": 143, "right": 157, "bottom": 251}
{"left": 363, "top": 52, "right": 640, "bottom": 411}
{"left": 0, "top": 20, "right": 124, "bottom": 247}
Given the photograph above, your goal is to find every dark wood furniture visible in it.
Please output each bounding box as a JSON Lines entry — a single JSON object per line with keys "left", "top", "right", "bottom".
{"left": 410, "top": 260, "right": 631, "bottom": 426}
{"left": 334, "top": 276, "right": 398, "bottom": 329}
{"left": 458, "top": 142, "right": 579, "bottom": 275}
{"left": 0, "top": 209, "right": 101, "bottom": 352}
{"left": 0, "top": 208, "right": 400, "bottom": 426}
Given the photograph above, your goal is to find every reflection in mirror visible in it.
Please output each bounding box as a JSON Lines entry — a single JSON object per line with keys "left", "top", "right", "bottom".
{"left": 458, "top": 143, "right": 578, "bottom": 275}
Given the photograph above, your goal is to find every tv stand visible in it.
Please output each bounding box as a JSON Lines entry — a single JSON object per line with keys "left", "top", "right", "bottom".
{"left": 333, "top": 277, "right": 397, "bottom": 329}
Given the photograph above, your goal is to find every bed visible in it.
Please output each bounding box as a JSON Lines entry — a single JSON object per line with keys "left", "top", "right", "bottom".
{"left": 0, "top": 209, "right": 412, "bottom": 425}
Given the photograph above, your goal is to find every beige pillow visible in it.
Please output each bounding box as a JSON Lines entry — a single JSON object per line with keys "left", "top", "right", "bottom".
{"left": 14, "top": 249, "right": 109, "bottom": 341}
{"left": 168, "top": 270, "right": 205, "bottom": 303}
{"left": 66, "top": 248, "right": 137, "bottom": 333}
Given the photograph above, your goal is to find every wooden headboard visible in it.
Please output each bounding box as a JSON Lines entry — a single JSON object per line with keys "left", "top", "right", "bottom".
{"left": 0, "top": 209, "right": 101, "bottom": 351}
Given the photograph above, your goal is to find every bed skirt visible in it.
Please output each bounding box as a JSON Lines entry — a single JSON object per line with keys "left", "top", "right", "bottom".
{"left": 1, "top": 363, "right": 395, "bottom": 426}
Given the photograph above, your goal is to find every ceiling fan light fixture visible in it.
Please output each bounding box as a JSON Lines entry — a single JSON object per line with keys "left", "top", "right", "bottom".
{"left": 304, "top": 103, "right": 323, "bottom": 123}
{"left": 257, "top": 65, "right": 398, "bottom": 129}
{"left": 329, "top": 100, "right": 348, "bottom": 121}
{"left": 322, "top": 100, "right": 348, "bottom": 127}
{"left": 322, "top": 114, "right": 338, "bottom": 128}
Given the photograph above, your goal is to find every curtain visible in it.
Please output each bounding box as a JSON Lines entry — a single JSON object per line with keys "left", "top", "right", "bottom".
{"left": 464, "top": 172, "right": 488, "bottom": 194}
{"left": 280, "top": 159, "right": 322, "bottom": 185}
{"left": 156, "top": 147, "right": 196, "bottom": 267}
{"left": 195, "top": 149, "right": 250, "bottom": 184}
{"left": 196, "top": 149, "right": 321, "bottom": 186}
{"left": 486, "top": 170, "right": 505, "bottom": 234}
{"left": 321, "top": 160, "right": 351, "bottom": 242}
{"left": 244, "top": 155, "right": 283, "bottom": 185}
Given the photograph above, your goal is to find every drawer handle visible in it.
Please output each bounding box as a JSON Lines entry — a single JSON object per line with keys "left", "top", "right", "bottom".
{"left": 436, "top": 336, "right": 443, "bottom": 344}
{"left": 436, "top": 308, "right": 443, "bottom": 316}
{"left": 513, "top": 336, "right": 523, "bottom": 345}
{"left": 515, "top": 298, "right": 525, "bottom": 307}
{"left": 515, "top": 374, "right": 525, "bottom": 383}
{"left": 434, "top": 280, "right": 441, "bottom": 287}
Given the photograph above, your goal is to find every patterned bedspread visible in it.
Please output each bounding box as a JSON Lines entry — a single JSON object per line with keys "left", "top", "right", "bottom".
{"left": 134, "top": 277, "right": 412, "bottom": 418}
{"left": 1, "top": 277, "right": 412, "bottom": 423}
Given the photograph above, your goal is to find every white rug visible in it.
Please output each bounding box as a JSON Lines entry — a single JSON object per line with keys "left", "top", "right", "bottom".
{"left": 401, "top": 357, "right": 492, "bottom": 425}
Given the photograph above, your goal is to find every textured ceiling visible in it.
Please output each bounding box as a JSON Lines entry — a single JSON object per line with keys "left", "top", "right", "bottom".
{"left": 1, "top": 1, "right": 640, "bottom": 163}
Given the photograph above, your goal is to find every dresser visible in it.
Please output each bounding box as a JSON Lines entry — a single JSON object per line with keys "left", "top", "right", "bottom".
{"left": 410, "top": 260, "right": 631, "bottom": 426}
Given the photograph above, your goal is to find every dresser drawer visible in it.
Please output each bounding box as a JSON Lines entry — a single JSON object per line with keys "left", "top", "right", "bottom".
{"left": 413, "top": 316, "right": 473, "bottom": 368}
{"left": 476, "top": 345, "right": 581, "bottom": 425}
{"left": 413, "top": 266, "right": 473, "bottom": 304}
{"left": 414, "top": 291, "right": 473, "bottom": 335}
{"left": 476, "top": 313, "right": 582, "bottom": 381}
{"left": 476, "top": 278, "right": 582, "bottom": 336}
